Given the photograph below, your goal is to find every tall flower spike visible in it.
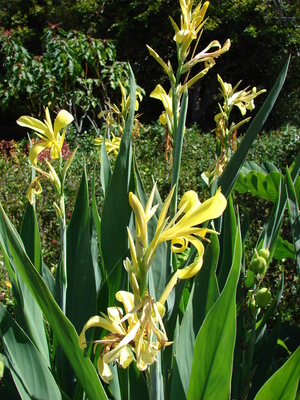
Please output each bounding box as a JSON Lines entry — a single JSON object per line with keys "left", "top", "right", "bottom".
{"left": 17, "top": 108, "right": 74, "bottom": 166}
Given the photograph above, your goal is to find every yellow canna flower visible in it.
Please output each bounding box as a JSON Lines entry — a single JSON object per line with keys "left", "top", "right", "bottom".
{"left": 94, "top": 133, "right": 121, "bottom": 158}
{"left": 182, "top": 38, "right": 231, "bottom": 74}
{"left": 17, "top": 108, "right": 74, "bottom": 166}
{"left": 127, "top": 184, "right": 227, "bottom": 300}
{"left": 172, "top": 1, "right": 210, "bottom": 62}
{"left": 217, "top": 74, "right": 266, "bottom": 116}
{"left": 150, "top": 84, "right": 178, "bottom": 133}
{"left": 79, "top": 290, "right": 171, "bottom": 383}
{"left": 26, "top": 160, "right": 62, "bottom": 205}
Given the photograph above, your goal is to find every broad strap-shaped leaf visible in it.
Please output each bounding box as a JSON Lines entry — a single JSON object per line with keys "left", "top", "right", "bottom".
{"left": 217, "top": 194, "right": 237, "bottom": 291}
{"left": 218, "top": 56, "right": 290, "bottom": 198}
{"left": 255, "top": 152, "right": 300, "bottom": 265}
{"left": 254, "top": 346, "right": 300, "bottom": 400}
{"left": 0, "top": 205, "right": 108, "bottom": 400}
{"left": 0, "top": 202, "right": 50, "bottom": 367}
{"left": 19, "top": 202, "right": 50, "bottom": 366}
{"left": 187, "top": 213, "right": 242, "bottom": 400}
{"left": 66, "top": 166, "right": 97, "bottom": 333}
{"left": 248, "top": 321, "right": 281, "bottom": 399}
{"left": 170, "top": 234, "right": 220, "bottom": 400}
{"left": 0, "top": 303, "right": 61, "bottom": 400}
{"left": 273, "top": 237, "right": 295, "bottom": 260}
{"left": 100, "top": 136, "right": 112, "bottom": 195}
{"left": 235, "top": 162, "right": 281, "bottom": 203}
{"left": 285, "top": 166, "right": 300, "bottom": 278}
{"left": 100, "top": 65, "right": 136, "bottom": 306}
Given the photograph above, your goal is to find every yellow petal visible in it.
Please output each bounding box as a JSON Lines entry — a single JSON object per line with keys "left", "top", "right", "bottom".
{"left": 53, "top": 109, "right": 74, "bottom": 134}
{"left": 178, "top": 190, "right": 200, "bottom": 211}
{"left": 78, "top": 315, "right": 124, "bottom": 349}
{"left": 129, "top": 192, "right": 148, "bottom": 245}
{"left": 119, "top": 347, "right": 134, "bottom": 369}
{"left": 29, "top": 141, "right": 49, "bottom": 166}
{"left": 97, "top": 357, "right": 113, "bottom": 384}
{"left": 17, "top": 116, "right": 48, "bottom": 135}
{"left": 144, "top": 184, "right": 159, "bottom": 222}
{"left": 115, "top": 291, "right": 135, "bottom": 315}
{"left": 103, "top": 322, "right": 140, "bottom": 364}
{"left": 146, "top": 45, "right": 171, "bottom": 77}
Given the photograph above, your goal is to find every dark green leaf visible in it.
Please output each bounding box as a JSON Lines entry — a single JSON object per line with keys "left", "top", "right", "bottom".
{"left": 187, "top": 214, "right": 242, "bottom": 400}
{"left": 0, "top": 303, "right": 61, "bottom": 400}
{"left": 254, "top": 346, "right": 300, "bottom": 400}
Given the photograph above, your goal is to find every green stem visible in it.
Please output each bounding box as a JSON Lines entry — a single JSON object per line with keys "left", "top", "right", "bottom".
{"left": 60, "top": 196, "right": 67, "bottom": 314}
{"left": 240, "top": 315, "right": 256, "bottom": 398}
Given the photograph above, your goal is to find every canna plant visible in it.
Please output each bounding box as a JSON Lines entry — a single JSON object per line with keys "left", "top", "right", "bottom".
{"left": 0, "top": 1, "right": 300, "bottom": 400}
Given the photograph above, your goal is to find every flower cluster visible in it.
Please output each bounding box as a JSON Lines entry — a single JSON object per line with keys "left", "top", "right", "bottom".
{"left": 79, "top": 291, "right": 171, "bottom": 383}
{"left": 95, "top": 80, "right": 143, "bottom": 158}
{"left": 79, "top": 184, "right": 227, "bottom": 382}
{"left": 16, "top": 108, "right": 75, "bottom": 209}
{"left": 147, "top": 1, "right": 230, "bottom": 141}
{"left": 204, "top": 75, "right": 266, "bottom": 184}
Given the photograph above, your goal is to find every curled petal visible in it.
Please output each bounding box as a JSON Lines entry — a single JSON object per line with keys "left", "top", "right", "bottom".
{"left": 53, "top": 109, "right": 74, "bottom": 135}
{"left": 170, "top": 237, "right": 188, "bottom": 253}
{"left": 115, "top": 291, "right": 137, "bottom": 322}
{"left": 179, "top": 190, "right": 200, "bottom": 211}
{"left": 29, "top": 141, "right": 49, "bottom": 166}
{"left": 26, "top": 177, "right": 43, "bottom": 205}
{"left": 79, "top": 315, "right": 124, "bottom": 349}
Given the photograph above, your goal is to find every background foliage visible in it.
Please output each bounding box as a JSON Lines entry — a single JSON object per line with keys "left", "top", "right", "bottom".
{"left": 0, "top": 0, "right": 299, "bottom": 130}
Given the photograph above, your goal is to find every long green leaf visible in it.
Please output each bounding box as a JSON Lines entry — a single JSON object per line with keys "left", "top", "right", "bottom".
{"left": 235, "top": 165, "right": 281, "bottom": 203}
{"left": 66, "top": 166, "right": 97, "bottom": 333}
{"left": 19, "top": 202, "right": 50, "bottom": 366}
{"left": 254, "top": 346, "right": 300, "bottom": 400}
{"left": 187, "top": 213, "right": 242, "bottom": 400}
{"left": 218, "top": 56, "right": 290, "bottom": 198}
{"left": 100, "top": 136, "right": 112, "bottom": 195}
{"left": 100, "top": 65, "right": 136, "bottom": 306}
{"left": 248, "top": 321, "right": 281, "bottom": 399}
{"left": 0, "top": 202, "right": 50, "bottom": 367}
{"left": 0, "top": 205, "right": 108, "bottom": 400}
{"left": 217, "top": 194, "right": 237, "bottom": 291}
{"left": 0, "top": 303, "right": 61, "bottom": 400}
{"left": 170, "top": 234, "right": 220, "bottom": 400}
{"left": 285, "top": 166, "right": 300, "bottom": 278}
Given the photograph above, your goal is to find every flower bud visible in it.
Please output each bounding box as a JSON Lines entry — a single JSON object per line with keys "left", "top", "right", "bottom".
{"left": 249, "top": 256, "right": 267, "bottom": 275}
{"left": 256, "top": 288, "right": 271, "bottom": 307}
{"left": 258, "top": 248, "right": 270, "bottom": 260}
{"left": 248, "top": 299, "right": 256, "bottom": 315}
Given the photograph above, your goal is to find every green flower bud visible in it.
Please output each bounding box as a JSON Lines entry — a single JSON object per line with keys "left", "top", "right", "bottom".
{"left": 248, "top": 299, "right": 256, "bottom": 315}
{"left": 249, "top": 256, "right": 267, "bottom": 275}
{"left": 256, "top": 288, "right": 272, "bottom": 307}
{"left": 258, "top": 248, "right": 270, "bottom": 260}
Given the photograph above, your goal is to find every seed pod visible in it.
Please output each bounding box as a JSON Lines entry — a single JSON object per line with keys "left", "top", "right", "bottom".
{"left": 249, "top": 256, "right": 267, "bottom": 274}
{"left": 258, "top": 248, "right": 270, "bottom": 260}
{"left": 256, "top": 288, "right": 272, "bottom": 307}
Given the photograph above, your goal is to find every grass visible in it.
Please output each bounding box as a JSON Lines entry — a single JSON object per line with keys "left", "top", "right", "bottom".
{"left": 0, "top": 123, "right": 299, "bottom": 323}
